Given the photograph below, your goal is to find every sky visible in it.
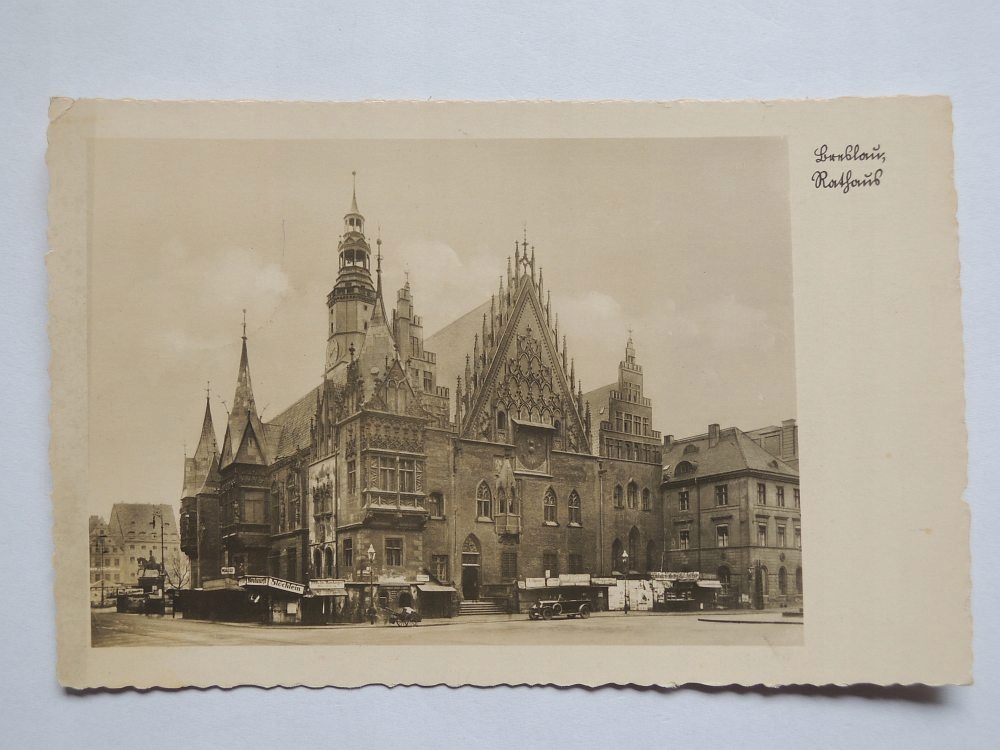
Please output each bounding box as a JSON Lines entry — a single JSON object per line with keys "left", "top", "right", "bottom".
{"left": 87, "top": 136, "right": 795, "bottom": 518}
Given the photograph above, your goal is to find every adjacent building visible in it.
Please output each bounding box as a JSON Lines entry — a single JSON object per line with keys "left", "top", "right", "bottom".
{"left": 660, "top": 422, "right": 802, "bottom": 608}
{"left": 89, "top": 503, "right": 183, "bottom": 604}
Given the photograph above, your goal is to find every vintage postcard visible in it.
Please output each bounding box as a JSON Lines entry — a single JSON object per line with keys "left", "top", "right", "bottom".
{"left": 49, "top": 98, "right": 969, "bottom": 688}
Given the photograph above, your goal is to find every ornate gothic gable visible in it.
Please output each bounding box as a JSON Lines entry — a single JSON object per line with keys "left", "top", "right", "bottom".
{"left": 367, "top": 357, "right": 434, "bottom": 420}
{"left": 458, "top": 246, "right": 591, "bottom": 453}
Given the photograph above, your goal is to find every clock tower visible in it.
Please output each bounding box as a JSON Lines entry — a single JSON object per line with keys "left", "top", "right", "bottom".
{"left": 325, "top": 174, "right": 377, "bottom": 382}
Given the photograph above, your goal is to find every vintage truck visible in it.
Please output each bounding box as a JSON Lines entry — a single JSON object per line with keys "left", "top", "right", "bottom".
{"left": 527, "top": 597, "right": 592, "bottom": 620}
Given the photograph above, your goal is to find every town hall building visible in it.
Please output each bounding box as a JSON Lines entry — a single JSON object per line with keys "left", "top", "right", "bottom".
{"left": 178, "top": 180, "right": 795, "bottom": 623}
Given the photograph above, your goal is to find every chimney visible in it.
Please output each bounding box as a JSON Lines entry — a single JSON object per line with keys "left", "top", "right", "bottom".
{"left": 781, "top": 418, "right": 797, "bottom": 460}
{"left": 708, "top": 423, "right": 720, "bottom": 448}
{"left": 663, "top": 434, "right": 673, "bottom": 450}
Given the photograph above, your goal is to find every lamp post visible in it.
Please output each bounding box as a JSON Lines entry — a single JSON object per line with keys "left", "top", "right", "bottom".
{"left": 621, "top": 550, "right": 630, "bottom": 615}
{"left": 367, "top": 543, "right": 376, "bottom": 625}
{"left": 150, "top": 509, "right": 167, "bottom": 590}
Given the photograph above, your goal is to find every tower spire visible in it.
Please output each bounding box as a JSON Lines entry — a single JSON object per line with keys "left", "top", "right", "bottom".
{"left": 376, "top": 225, "right": 383, "bottom": 297}
{"left": 351, "top": 170, "right": 359, "bottom": 213}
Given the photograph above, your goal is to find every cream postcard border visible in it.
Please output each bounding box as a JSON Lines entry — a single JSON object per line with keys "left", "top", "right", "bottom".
{"left": 49, "top": 98, "right": 970, "bottom": 688}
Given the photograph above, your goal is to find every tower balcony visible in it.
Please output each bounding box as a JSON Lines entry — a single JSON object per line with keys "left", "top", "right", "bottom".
{"left": 361, "top": 491, "right": 429, "bottom": 530}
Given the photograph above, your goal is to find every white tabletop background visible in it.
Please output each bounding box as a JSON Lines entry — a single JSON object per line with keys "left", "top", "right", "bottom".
{"left": 2, "top": 2, "right": 997, "bottom": 746}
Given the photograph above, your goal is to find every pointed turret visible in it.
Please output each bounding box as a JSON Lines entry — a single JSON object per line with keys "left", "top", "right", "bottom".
{"left": 182, "top": 392, "right": 219, "bottom": 497}
{"left": 220, "top": 319, "right": 268, "bottom": 468}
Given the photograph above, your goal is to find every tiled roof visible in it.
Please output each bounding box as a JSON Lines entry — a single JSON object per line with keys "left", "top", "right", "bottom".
{"left": 266, "top": 386, "right": 321, "bottom": 461}
{"left": 663, "top": 427, "right": 798, "bottom": 481}
{"left": 108, "top": 503, "right": 180, "bottom": 548}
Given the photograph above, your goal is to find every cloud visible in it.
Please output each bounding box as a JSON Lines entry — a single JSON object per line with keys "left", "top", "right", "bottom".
{"left": 137, "top": 241, "right": 291, "bottom": 355}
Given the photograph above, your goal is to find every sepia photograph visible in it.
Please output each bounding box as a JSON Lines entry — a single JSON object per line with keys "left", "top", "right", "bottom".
{"left": 49, "top": 99, "right": 968, "bottom": 688}
{"left": 84, "top": 135, "right": 801, "bottom": 648}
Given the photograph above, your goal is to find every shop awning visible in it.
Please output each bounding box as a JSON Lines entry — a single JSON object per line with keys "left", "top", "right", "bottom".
{"left": 697, "top": 580, "right": 723, "bottom": 589}
{"left": 417, "top": 583, "right": 456, "bottom": 593}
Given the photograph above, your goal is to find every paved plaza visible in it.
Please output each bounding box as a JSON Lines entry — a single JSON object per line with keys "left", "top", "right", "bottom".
{"left": 92, "top": 610, "right": 803, "bottom": 648}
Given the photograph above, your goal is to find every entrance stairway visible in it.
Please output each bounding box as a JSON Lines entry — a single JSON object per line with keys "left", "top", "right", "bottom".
{"left": 458, "top": 599, "right": 508, "bottom": 616}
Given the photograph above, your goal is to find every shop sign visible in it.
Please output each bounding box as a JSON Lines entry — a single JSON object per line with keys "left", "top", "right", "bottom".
{"left": 650, "top": 571, "right": 701, "bottom": 582}
{"left": 415, "top": 574, "right": 430, "bottom": 583}
{"left": 590, "top": 577, "right": 618, "bottom": 586}
{"left": 559, "top": 574, "right": 591, "bottom": 586}
{"left": 239, "top": 575, "right": 306, "bottom": 596}
{"left": 524, "top": 577, "right": 547, "bottom": 589}
{"left": 310, "top": 579, "right": 346, "bottom": 594}
{"left": 221, "top": 566, "right": 236, "bottom": 575}
{"left": 545, "top": 577, "right": 561, "bottom": 587}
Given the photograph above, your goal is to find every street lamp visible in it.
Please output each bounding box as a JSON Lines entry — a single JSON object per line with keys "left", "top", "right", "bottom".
{"left": 150, "top": 509, "right": 168, "bottom": 590}
{"left": 367, "top": 543, "right": 376, "bottom": 625}
{"left": 621, "top": 550, "right": 630, "bottom": 615}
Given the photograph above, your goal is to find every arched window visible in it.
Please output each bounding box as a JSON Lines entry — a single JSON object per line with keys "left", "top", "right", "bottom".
{"left": 568, "top": 490, "right": 582, "bottom": 525}
{"left": 543, "top": 488, "right": 557, "bottom": 524}
{"left": 496, "top": 487, "right": 507, "bottom": 515}
{"left": 628, "top": 527, "right": 640, "bottom": 566}
{"left": 313, "top": 548, "right": 323, "bottom": 577}
{"left": 613, "top": 484, "right": 624, "bottom": 509}
{"left": 795, "top": 566, "right": 803, "bottom": 595}
{"left": 683, "top": 443, "right": 700, "bottom": 454}
{"left": 778, "top": 566, "right": 788, "bottom": 595}
{"left": 646, "top": 539, "right": 657, "bottom": 572}
{"left": 496, "top": 410, "right": 507, "bottom": 430}
{"left": 759, "top": 566, "right": 769, "bottom": 596}
{"left": 476, "top": 482, "right": 492, "bottom": 519}
{"left": 641, "top": 487, "right": 651, "bottom": 511}
{"left": 627, "top": 481, "right": 638, "bottom": 509}
{"left": 611, "top": 539, "right": 623, "bottom": 571}
{"left": 675, "top": 460, "right": 696, "bottom": 475}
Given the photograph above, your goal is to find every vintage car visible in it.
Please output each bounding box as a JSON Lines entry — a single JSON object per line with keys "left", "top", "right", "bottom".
{"left": 528, "top": 597, "right": 592, "bottom": 620}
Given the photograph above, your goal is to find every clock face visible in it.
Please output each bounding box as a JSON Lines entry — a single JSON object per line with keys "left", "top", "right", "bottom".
{"left": 515, "top": 428, "right": 548, "bottom": 471}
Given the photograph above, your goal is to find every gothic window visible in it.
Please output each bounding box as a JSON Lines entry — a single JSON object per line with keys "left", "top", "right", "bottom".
{"left": 312, "top": 548, "right": 323, "bottom": 577}
{"left": 543, "top": 488, "right": 557, "bottom": 524}
{"left": 497, "top": 410, "right": 507, "bottom": 430}
{"left": 476, "top": 482, "right": 493, "bottom": 520}
{"left": 568, "top": 553, "right": 583, "bottom": 574}
{"left": 641, "top": 487, "right": 651, "bottom": 511}
{"left": 378, "top": 456, "right": 397, "bottom": 491}
{"left": 627, "top": 481, "right": 638, "bottom": 509}
{"left": 675, "top": 461, "right": 695, "bottom": 475}
{"left": 612, "top": 538, "right": 623, "bottom": 569}
{"left": 432, "top": 554, "right": 449, "bottom": 582}
{"left": 613, "top": 484, "right": 624, "bottom": 509}
{"left": 646, "top": 540, "right": 657, "bottom": 572}
{"left": 542, "top": 552, "right": 559, "bottom": 578}
{"left": 399, "top": 459, "right": 415, "bottom": 492}
{"left": 628, "top": 527, "right": 640, "bottom": 565}
{"left": 324, "top": 547, "right": 334, "bottom": 578}
{"left": 428, "top": 492, "right": 444, "bottom": 518}
{"left": 568, "top": 490, "right": 582, "bottom": 525}
{"left": 501, "top": 551, "right": 518, "bottom": 580}
{"left": 496, "top": 487, "right": 507, "bottom": 515}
